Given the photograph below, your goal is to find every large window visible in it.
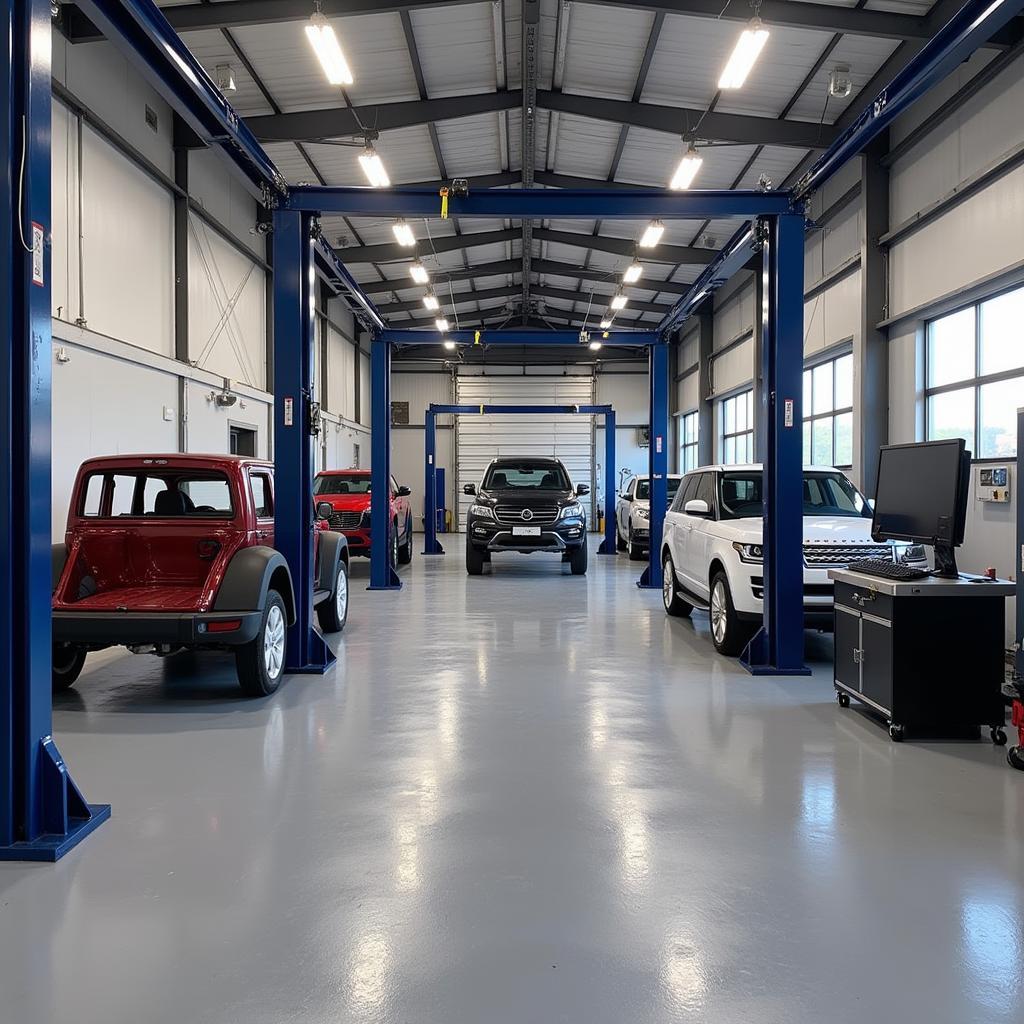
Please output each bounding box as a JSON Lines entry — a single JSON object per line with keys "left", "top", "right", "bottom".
{"left": 926, "top": 286, "right": 1024, "bottom": 459}
{"left": 720, "top": 390, "right": 753, "bottom": 465}
{"left": 803, "top": 352, "right": 853, "bottom": 468}
{"left": 680, "top": 411, "right": 699, "bottom": 472}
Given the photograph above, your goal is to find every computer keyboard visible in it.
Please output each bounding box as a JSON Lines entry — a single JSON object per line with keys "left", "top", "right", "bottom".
{"left": 845, "top": 558, "right": 931, "bottom": 581}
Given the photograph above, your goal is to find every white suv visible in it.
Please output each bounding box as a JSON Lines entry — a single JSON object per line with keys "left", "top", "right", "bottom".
{"left": 615, "top": 474, "right": 683, "bottom": 560}
{"left": 660, "top": 464, "right": 929, "bottom": 655}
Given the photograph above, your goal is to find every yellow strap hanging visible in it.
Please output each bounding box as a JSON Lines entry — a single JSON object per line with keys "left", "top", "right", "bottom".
{"left": 439, "top": 187, "right": 449, "bottom": 219}
{"left": 474, "top": 329, "right": 482, "bottom": 346}
{"left": 479, "top": 404, "right": 485, "bottom": 415}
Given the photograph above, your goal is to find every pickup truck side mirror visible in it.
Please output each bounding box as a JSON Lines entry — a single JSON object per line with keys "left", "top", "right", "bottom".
{"left": 621, "top": 493, "right": 633, "bottom": 502}
{"left": 576, "top": 483, "right": 590, "bottom": 496}
{"left": 684, "top": 498, "right": 710, "bottom": 516}
{"left": 396, "top": 485, "right": 411, "bottom": 497}
{"left": 316, "top": 501, "right": 334, "bottom": 521}
{"left": 463, "top": 483, "right": 476, "bottom": 495}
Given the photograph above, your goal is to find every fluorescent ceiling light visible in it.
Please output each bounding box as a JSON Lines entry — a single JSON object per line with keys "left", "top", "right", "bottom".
{"left": 610, "top": 291, "right": 627, "bottom": 311}
{"left": 600, "top": 318, "right": 612, "bottom": 330}
{"left": 670, "top": 144, "right": 703, "bottom": 190}
{"left": 588, "top": 340, "right": 603, "bottom": 351}
{"left": 718, "top": 18, "right": 770, "bottom": 90}
{"left": 623, "top": 261, "right": 642, "bottom": 284}
{"left": 359, "top": 144, "right": 390, "bottom": 188}
{"left": 409, "top": 261, "right": 429, "bottom": 284}
{"left": 435, "top": 317, "right": 450, "bottom": 332}
{"left": 639, "top": 220, "right": 664, "bottom": 249}
{"left": 392, "top": 219, "right": 415, "bottom": 247}
{"left": 443, "top": 339, "right": 457, "bottom": 351}
{"left": 305, "top": 12, "right": 354, "bottom": 86}
{"left": 423, "top": 292, "right": 439, "bottom": 311}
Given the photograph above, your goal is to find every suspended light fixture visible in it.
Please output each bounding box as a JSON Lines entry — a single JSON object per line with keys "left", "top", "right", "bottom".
{"left": 670, "top": 143, "right": 703, "bottom": 190}
{"left": 610, "top": 290, "right": 628, "bottom": 311}
{"left": 305, "top": 9, "right": 354, "bottom": 86}
{"left": 392, "top": 219, "right": 415, "bottom": 247}
{"left": 623, "top": 261, "right": 643, "bottom": 284}
{"left": 443, "top": 339, "right": 457, "bottom": 351}
{"left": 409, "top": 260, "right": 430, "bottom": 284}
{"left": 639, "top": 220, "right": 664, "bottom": 249}
{"left": 434, "top": 317, "right": 450, "bottom": 332}
{"left": 600, "top": 317, "right": 612, "bottom": 330}
{"left": 358, "top": 142, "right": 390, "bottom": 187}
{"left": 422, "top": 291, "right": 439, "bottom": 311}
{"left": 718, "top": 18, "right": 770, "bottom": 90}
{"left": 588, "top": 340, "right": 603, "bottom": 351}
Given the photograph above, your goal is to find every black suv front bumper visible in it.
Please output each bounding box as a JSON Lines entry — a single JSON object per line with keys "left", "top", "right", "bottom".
{"left": 467, "top": 516, "right": 586, "bottom": 554}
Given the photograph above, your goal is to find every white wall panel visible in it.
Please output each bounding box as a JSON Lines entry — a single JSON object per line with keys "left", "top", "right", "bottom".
{"left": 888, "top": 165, "right": 1024, "bottom": 317}
{"left": 50, "top": 342, "right": 178, "bottom": 539}
{"left": 183, "top": 379, "right": 271, "bottom": 459}
{"left": 596, "top": 373, "right": 647, "bottom": 422}
{"left": 80, "top": 125, "right": 174, "bottom": 355}
{"left": 678, "top": 372, "right": 699, "bottom": 414}
{"left": 804, "top": 269, "right": 861, "bottom": 358}
{"left": 712, "top": 337, "right": 754, "bottom": 396}
{"left": 327, "top": 327, "right": 356, "bottom": 419}
{"left": 188, "top": 220, "right": 266, "bottom": 388}
{"left": 188, "top": 149, "right": 263, "bottom": 259}
{"left": 713, "top": 281, "right": 753, "bottom": 350}
{"left": 51, "top": 100, "right": 75, "bottom": 325}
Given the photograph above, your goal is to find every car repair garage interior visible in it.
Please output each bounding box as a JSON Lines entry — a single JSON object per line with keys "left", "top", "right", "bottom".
{"left": 3, "top": 0, "right": 1024, "bottom": 1020}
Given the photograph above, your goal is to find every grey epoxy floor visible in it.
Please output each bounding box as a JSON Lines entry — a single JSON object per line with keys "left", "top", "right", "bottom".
{"left": 2, "top": 542, "right": 1022, "bottom": 1023}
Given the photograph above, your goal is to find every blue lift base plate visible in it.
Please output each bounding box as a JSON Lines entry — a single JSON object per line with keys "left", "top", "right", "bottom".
{"left": 740, "top": 629, "right": 811, "bottom": 676}
{"left": 0, "top": 804, "right": 111, "bottom": 862}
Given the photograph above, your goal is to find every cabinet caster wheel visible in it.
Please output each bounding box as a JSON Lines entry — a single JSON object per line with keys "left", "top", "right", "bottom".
{"left": 888, "top": 723, "right": 905, "bottom": 742}
{"left": 1007, "top": 746, "right": 1024, "bottom": 771}
{"left": 836, "top": 691, "right": 850, "bottom": 708}
{"left": 990, "top": 727, "right": 1007, "bottom": 746}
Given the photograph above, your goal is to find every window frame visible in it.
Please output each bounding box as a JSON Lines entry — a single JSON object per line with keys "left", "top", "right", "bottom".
{"left": 680, "top": 410, "right": 699, "bottom": 473}
{"left": 719, "top": 389, "right": 754, "bottom": 466}
{"left": 925, "top": 283, "right": 1024, "bottom": 462}
{"left": 803, "top": 348, "right": 854, "bottom": 469}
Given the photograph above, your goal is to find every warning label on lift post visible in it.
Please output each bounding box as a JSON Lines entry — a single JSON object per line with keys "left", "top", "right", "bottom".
{"left": 284, "top": 398, "right": 294, "bottom": 427}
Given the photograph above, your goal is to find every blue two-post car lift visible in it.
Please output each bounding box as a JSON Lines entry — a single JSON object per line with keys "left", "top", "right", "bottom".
{"left": 419, "top": 403, "right": 621, "bottom": 563}
{"left": 3, "top": 0, "right": 1021, "bottom": 858}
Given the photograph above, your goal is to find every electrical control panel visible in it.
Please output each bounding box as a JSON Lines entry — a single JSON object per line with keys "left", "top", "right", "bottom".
{"left": 977, "top": 465, "right": 1011, "bottom": 503}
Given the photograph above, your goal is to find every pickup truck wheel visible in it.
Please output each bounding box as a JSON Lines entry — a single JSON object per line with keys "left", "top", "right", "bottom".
{"left": 52, "top": 643, "right": 86, "bottom": 691}
{"left": 397, "top": 516, "right": 413, "bottom": 565}
{"left": 569, "top": 541, "right": 588, "bottom": 576}
{"left": 709, "top": 572, "right": 748, "bottom": 656}
{"left": 236, "top": 590, "right": 287, "bottom": 697}
{"left": 662, "top": 554, "right": 692, "bottom": 618}
{"left": 466, "top": 536, "right": 485, "bottom": 575}
{"left": 317, "top": 560, "right": 349, "bottom": 634}
{"left": 627, "top": 525, "right": 644, "bottom": 561}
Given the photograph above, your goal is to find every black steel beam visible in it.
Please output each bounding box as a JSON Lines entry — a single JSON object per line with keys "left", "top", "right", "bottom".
{"left": 241, "top": 90, "right": 520, "bottom": 144}
{"left": 333, "top": 227, "right": 519, "bottom": 264}
{"left": 539, "top": 90, "right": 838, "bottom": 149}
{"left": 534, "top": 284, "right": 672, "bottom": 316}
{"left": 377, "top": 284, "right": 520, "bottom": 315}
{"left": 360, "top": 259, "right": 521, "bottom": 293}
{"left": 533, "top": 259, "right": 695, "bottom": 294}
{"left": 534, "top": 227, "right": 712, "bottom": 265}
{"left": 63, "top": 0, "right": 960, "bottom": 43}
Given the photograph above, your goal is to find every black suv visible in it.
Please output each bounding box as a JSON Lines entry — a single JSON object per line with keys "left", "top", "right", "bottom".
{"left": 464, "top": 457, "right": 590, "bottom": 575}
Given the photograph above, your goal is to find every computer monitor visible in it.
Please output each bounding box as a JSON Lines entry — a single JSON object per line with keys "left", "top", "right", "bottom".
{"left": 871, "top": 439, "right": 971, "bottom": 578}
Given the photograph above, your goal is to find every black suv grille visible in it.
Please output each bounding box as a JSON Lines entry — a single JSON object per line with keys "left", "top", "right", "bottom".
{"left": 494, "top": 504, "right": 560, "bottom": 526}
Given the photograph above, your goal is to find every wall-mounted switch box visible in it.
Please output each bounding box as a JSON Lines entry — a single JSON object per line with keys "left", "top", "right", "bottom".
{"left": 977, "top": 465, "right": 1010, "bottom": 502}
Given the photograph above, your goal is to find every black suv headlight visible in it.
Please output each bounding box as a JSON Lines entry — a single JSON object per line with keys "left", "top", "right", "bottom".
{"left": 468, "top": 503, "right": 495, "bottom": 520}
{"left": 559, "top": 502, "right": 585, "bottom": 520}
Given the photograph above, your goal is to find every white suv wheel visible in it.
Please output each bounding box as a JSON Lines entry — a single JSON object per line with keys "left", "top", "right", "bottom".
{"left": 710, "top": 579, "right": 728, "bottom": 645}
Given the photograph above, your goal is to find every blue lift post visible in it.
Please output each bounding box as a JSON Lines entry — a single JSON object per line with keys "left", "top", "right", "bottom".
{"left": 638, "top": 342, "right": 670, "bottom": 590}
{"left": 272, "top": 209, "right": 334, "bottom": 673}
{"left": 1017, "top": 409, "right": 1023, "bottom": 680}
{"left": 740, "top": 214, "right": 811, "bottom": 676}
{"left": 369, "top": 340, "right": 402, "bottom": 590}
{"left": 0, "top": 0, "right": 110, "bottom": 861}
{"left": 420, "top": 405, "right": 618, "bottom": 559}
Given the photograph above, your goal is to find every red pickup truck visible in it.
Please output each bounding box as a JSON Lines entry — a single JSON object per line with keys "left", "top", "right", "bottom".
{"left": 51, "top": 454, "right": 349, "bottom": 697}
{"left": 313, "top": 468, "right": 414, "bottom": 565}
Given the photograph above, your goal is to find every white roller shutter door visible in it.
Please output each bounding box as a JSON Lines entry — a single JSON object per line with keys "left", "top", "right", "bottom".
{"left": 455, "top": 376, "right": 595, "bottom": 530}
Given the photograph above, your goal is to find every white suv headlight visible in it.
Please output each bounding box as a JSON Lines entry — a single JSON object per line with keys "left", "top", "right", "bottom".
{"left": 635, "top": 507, "right": 650, "bottom": 520}
{"left": 732, "top": 542, "right": 764, "bottom": 563}
{"left": 559, "top": 502, "right": 584, "bottom": 520}
{"left": 469, "top": 504, "right": 494, "bottom": 519}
